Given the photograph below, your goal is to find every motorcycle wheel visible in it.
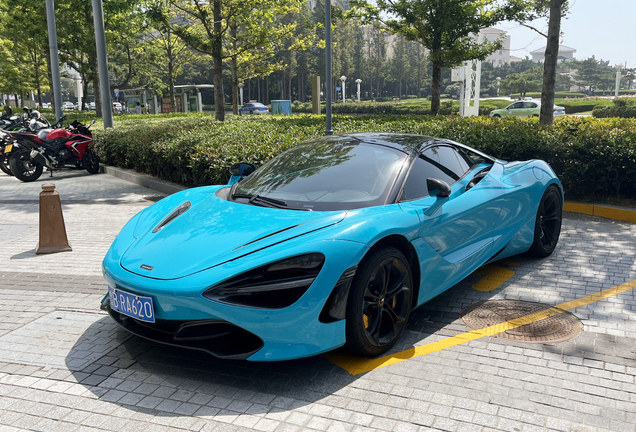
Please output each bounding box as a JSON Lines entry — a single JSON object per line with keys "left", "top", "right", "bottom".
{"left": 82, "top": 148, "right": 100, "bottom": 174}
{"left": 9, "top": 149, "right": 43, "bottom": 182}
{"left": 0, "top": 154, "right": 12, "bottom": 176}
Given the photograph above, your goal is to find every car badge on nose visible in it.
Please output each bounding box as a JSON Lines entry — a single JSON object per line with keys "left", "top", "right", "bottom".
{"left": 140, "top": 264, "right": 154, "bottom": 271}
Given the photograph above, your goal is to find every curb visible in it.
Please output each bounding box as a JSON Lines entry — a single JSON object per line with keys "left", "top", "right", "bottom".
{"left": 100, "top": 165, "right": 187, "bottom": 196}
{"left": 564, "top": 202, "right": 636, "bottom": 224}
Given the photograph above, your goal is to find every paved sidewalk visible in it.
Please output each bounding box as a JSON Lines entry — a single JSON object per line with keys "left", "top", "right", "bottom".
{"left": 1, "top": 170, "right": 636, "bottom": 432}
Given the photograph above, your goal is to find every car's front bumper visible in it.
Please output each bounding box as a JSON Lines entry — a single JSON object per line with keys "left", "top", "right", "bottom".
{"left": 102, "top": 236, "right": 368, "bottom": 361}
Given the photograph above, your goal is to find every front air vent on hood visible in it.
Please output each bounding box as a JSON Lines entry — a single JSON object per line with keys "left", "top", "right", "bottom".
{"left": 152, "top": 201, "right": 191, "bottom": 233}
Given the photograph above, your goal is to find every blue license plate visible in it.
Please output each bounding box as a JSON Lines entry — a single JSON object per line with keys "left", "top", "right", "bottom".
{"left": 108, "top": 286, "right": 155, "bottom": 323}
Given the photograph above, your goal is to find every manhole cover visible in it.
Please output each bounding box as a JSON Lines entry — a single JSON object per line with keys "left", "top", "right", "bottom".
{"left": 460, "top": 300, "right": 582, "bottom": 343}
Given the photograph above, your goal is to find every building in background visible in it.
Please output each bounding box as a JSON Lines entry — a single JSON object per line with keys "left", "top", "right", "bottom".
{"left": 482, "top": 28, "right": 511, "bottom": 67}
{"left": 530, "top": 45, "right": 577, "bottom": 62}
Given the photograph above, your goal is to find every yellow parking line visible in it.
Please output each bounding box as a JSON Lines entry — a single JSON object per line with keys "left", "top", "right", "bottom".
{"left": 325, "top": 279, "right": 636, "bottom": 375}
{"left": 471, "top": 265, "right": 516, "bottom": 292}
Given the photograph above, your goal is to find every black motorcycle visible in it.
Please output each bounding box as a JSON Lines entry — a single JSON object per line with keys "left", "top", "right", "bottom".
{"left": 0, "top": 109, "right": 54, "bottom": 176}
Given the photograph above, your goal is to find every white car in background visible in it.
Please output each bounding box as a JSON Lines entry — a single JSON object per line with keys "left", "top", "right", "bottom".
{"left": 61, "top": 102, "right": 75, "bottom": 110}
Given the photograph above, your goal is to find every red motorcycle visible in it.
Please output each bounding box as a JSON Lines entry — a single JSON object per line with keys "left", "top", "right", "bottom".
{"left": 8, "top": 118, "right": 99, "bottom": 182}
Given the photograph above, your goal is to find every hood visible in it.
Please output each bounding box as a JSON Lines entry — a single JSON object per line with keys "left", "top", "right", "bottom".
{"left": 120, "top": 191, "right": 346, "bottom": 280}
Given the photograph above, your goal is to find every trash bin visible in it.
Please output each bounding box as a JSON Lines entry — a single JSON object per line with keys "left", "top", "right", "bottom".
{"left": 270, "top": 100, "right": 292, "bottom": 115}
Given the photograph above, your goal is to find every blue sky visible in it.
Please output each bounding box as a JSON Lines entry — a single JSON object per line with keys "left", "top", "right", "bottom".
{"left": 499, "top": 0, "right": 633, "bottom": 68}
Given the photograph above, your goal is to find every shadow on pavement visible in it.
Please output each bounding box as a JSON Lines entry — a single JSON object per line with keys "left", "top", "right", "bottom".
{"left": 63, "top": 267, "right": 515, "bottom": 416}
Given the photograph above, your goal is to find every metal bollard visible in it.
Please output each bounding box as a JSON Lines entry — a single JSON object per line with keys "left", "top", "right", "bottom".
{"left": 36, "top": 183, "right": 72, "bottom": 254}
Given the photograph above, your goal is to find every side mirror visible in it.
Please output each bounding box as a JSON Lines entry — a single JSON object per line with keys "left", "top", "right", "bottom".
{"left": 229, "top": 162, "right": 255, "bottom": 177}
{"left": 427, "top": 178, "right": 451, "bottom": 198}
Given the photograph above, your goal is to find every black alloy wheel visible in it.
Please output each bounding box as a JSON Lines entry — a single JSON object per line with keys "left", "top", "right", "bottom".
{"left": 0, "top": 154, "right": 12, "bottom": 175}
{"left": 82, "top": 148, "right": 100, "bottom": 174}
{"left": 528, "top": 185, "right": 562, "bottom": 257}
{"left": 9, "top": 148, "right": 43, "bottom": 182}
{"left": 346, "top": 247, "right": 413, "bottom": 357}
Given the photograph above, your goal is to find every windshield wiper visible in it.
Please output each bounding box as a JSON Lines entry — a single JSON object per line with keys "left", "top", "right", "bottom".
{"left": 232, "top": 193, "right": 310, "bottom": 211}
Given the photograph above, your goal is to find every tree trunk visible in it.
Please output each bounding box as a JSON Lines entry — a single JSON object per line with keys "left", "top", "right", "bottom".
{"left": 167, "top": 30, "right": 176, "bottom": 113}
{"left": 33, "top": 48, "right": 43, "bottom": 108}
{"left": 431, "top": 62, "right": 442, "bottom": 115}
{"left": 540, "top": 0, "right": 566, "bottom": 125}
{"left": 82, "top": 75, "right": 89, "bottom": 111}
{"left": 212, "top": 0, "right": 225, "bottom": 121}
{"left": 230, "top": 25, "right": 239, "bottom": 115}
{"left": 231, "top": 54, "right": 239, "bottom": 115}
{"left": 94, "top": 77, "right": 102, "bottom": 118}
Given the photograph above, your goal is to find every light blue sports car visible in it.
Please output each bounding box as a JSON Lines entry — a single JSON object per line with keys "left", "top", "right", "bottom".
{"left": 101, "top": 133, "right": 563, "bottom": 361}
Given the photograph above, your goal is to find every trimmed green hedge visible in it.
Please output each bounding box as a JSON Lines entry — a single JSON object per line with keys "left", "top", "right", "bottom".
{"left": 509, "top": 91, "right": 587, "bottom": 99}
{"left": 92, "top": 115, "right": 636, "bottom": 200}
{"left": 290, "top": 99, "right": 510, "bottom": 116}
{"left": 592, "top": 99, "right": 636, "bottom": 118}
{"left": 556, "top": 98, "right": 614, "bottom": 114}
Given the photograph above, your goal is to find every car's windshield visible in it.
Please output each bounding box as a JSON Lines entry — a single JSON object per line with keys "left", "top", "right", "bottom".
{"left": 232, "top": 137, "right": 408, "bottom": 211}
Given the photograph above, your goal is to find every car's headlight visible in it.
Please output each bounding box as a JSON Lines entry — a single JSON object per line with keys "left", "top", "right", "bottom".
{"left": 203, "top": 253, "right": 325, "bottom": 309}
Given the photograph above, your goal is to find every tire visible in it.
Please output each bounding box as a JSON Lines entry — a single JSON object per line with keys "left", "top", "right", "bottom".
{"left": 9, "top": 149, "right": 43, "bottom": 182}
{"left": 492, "top": 114, "right": 501, "bottom": 118}
{"left": 0, "top": 154, "right": 12, "bottom": 176}
{"left": 82, "top": 148, "right": 100, "bottom": 174}
{"left": 345, "top": 247, "right": 414, "bottom": 357}
{"left": 528, "top": 185, "right": 562, "bottom": 257}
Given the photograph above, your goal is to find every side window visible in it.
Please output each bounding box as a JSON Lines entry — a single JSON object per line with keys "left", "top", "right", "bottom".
{"left": 511, "top": 102, "right": 524, "bottom": 109}
{"left": 423, "top": 146, "right": 467, "bottom": 180}
{"left": 400, "top": 157, "right": 431, "bottom": 201}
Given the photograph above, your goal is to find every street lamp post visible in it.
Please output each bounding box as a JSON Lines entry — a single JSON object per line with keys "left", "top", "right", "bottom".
{"left": 496, "top": 77, "right": 501, "bottom": 96}
{"left": 238, "top": 83, "right": 244, "bottom": 106}
{"left": 355, "top": 79, "right": 362, "bottom": 102}
{"left": 340, "top": 76, "right": 347, "bottom": 103}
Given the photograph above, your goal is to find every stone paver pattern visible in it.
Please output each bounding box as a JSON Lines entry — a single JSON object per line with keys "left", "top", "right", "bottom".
{"left": 0, "top": 170, "right": 635, "bottom": 432}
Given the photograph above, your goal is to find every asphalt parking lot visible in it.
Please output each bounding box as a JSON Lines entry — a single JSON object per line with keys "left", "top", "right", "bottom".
{"left": 1, "top": 170, "right": 635, "bottom": 432}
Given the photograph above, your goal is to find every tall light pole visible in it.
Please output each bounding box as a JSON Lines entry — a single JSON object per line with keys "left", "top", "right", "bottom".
{"left": 238, "top": 83, "right": 244, "bottom": 106}
{"left": 325, "top": 0, "right": 333, "bottom": 135}
{"left": 355, "top": 79, "right": 361, "bottom": 102}
{"left": 45, "top": 0, "right": 63, "bottom": 121}
{"left": 340, "top": 76, "right": 346, "bottom": 103}
{"left": 92, "top": 0, "right": 113, "bottom": 128}
{"left": 496, "top": 77, "right": 501, "bottom": 96}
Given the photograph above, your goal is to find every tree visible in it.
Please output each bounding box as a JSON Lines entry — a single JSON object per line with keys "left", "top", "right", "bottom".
{"left": 500, "top": 70, "right": 541, "bottom": 96}
{"left": 350, "top": 0, "right": 529, "bottom": 114}
{"left": 407, "top": 42, "right": 428, "bottom": 97}
{"left": 0, "top": 0, "right": 50, "bottom": 107}
{"left": 387, "top": 35, "right": 409, "bottom": 97}
{"left": 56, "top": 0, "right": 141, "bottom": 117}
{"left": 144, "top": 2, "right": 197, "bottom": 110}
{"left": 539, "top": 0, "right": 567, "bottom": 125}
{"left": 566, "top": 57, "right": 616, "bottom": 92}
{"left": 167, "top": 0, "right": 307, "bottom": 120}
{"left": 513, "top": 0, "right": 570, "bottom": 124}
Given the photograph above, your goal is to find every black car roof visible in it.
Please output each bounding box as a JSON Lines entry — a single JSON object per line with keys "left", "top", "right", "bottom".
{"left": 336, "top": 132, "right": 494, "bottom": 161}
